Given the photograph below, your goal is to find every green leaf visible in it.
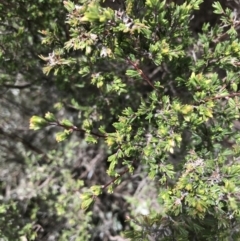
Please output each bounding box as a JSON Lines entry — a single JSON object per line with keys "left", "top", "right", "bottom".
{"left": 29, "top": 116, "right": 48, "bottom": 130}
{"left": 212, "top": 1, "right": 224, "bottom": 14}
{"left": 45, "top": 112, "right": 56, "bottom": 121}
{"left": 60, "top": 119, "right": 74, "bottom": 127}
{"left": 81, "top": 198, "right": 93, "bottom": 210}
{"left": 63, "top": 1, "right": 76, "bottom": 12}
{"left": 85, "top": 135, "right": 98, "bottom": 144}
{"left": 55, "top": 130, "right": 71, "bottom": 142}
{"left": 126, "top": 69, "right": 141, "bottom": 78}
{"left": 90, "top": 185, "right": 102, "bottom": 196}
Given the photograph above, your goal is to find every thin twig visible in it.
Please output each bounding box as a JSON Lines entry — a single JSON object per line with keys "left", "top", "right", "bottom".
{"left": 213, "top": 21, "right": 240, "bottom": 43}
{"left": 205, "top": 92, "right": 240, "bottom": 101}
{"left": 102, "top": 167, "right": 129, "bottom": 190}
{"left": 0, "top": 127, "right": 45, "bottom": 155}
{"left": 126, "top": 58, "right": 155, "bottom": 89}
{"left": 2, "top": 83, "right": 33, "bottom": 89}
{"left": 49, "top": 122, "right": 107, "bottom": 138}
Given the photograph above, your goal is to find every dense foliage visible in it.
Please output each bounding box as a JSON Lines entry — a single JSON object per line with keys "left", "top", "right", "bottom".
{"left": 2, "top": 0, "right": 240, "bottom": 240}
{"left": 0, "top": 1, "right": 91, "bottom": 240}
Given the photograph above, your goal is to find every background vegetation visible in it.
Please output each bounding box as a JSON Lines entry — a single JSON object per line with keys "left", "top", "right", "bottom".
{"left": 1, "top": 0, "right": 240, "bottom": 240}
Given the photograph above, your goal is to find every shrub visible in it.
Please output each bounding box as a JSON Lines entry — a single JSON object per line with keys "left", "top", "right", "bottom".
{"left": 32, "top": 0, "right": 240, "bottom": 240}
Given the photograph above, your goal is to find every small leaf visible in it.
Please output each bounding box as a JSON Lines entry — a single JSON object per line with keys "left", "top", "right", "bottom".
{"left": 90, "top": 185, "right": 102, "bottom": 196}
{"left": 45, "top": 112, "right": 56, "bottom": 121}
{"left": 85, "top": 135, "right": 98, "bottom": 144}
{"left": 212, "top": 1, "right": 224, "bottom": 14}
{"left": 81, "top": 198, "right": 93, "bottom": 210}
{"left": 181, "top": 105, "right": 193, "bottom": 115}
{"left": 55, "top": 130, "right": 71, "bottom": 142}
{"left": 29, "top": 116, "right": 48, "bottom": 130}
{"left": 63, "top": 1, "right": 75, "bottom": 12}
{"left": 60, "top": 119, "right": 73, "bottom": 127}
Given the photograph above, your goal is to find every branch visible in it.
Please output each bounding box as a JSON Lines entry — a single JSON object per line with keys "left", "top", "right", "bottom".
{"left": 0, "top": 127, "right": 45, "bottom": 155}
{"left": 2, "top": 83, "right": 33, "bottom": 89}
{"left": 126, "top": 58, "right": 155, "bottom": 89}
{"left": 49, "top": 122, "right": 107, "bottom": 139}
{"left": 102, "top": 167, "right": 129, "bottom": 190}
{"left": 205, "top": 92, "right": 240, "bottom": 101}
{"left": 213, "top": 21, "right": 240, "bottom": 43}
